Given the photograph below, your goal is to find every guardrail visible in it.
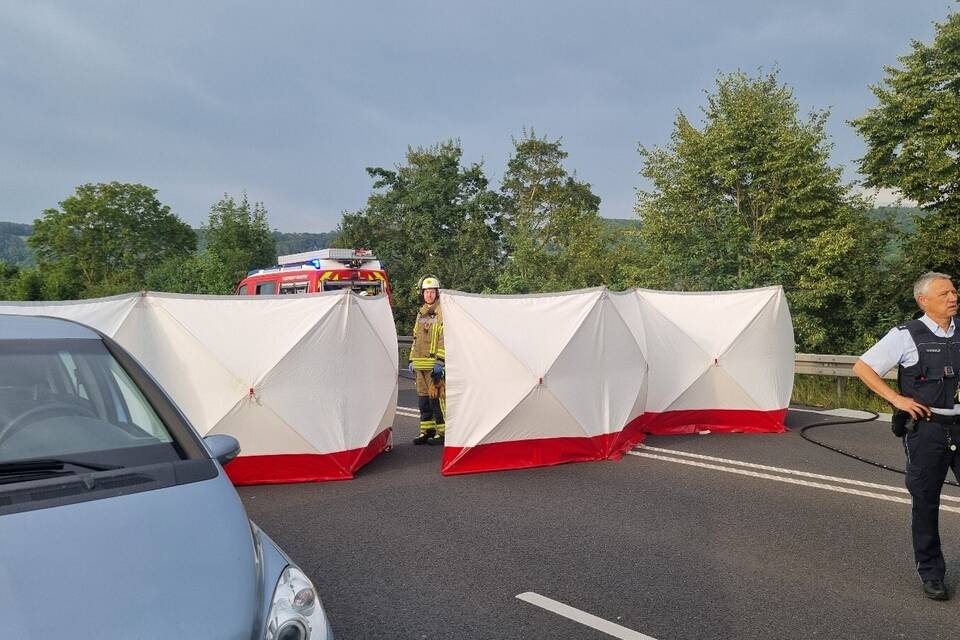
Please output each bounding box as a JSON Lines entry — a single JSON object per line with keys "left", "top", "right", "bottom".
{"left": 795, "top": 353, "right": 896, "bottom": 380}
{"left": 400, "top": 338, "right": 886, "bottom": 380}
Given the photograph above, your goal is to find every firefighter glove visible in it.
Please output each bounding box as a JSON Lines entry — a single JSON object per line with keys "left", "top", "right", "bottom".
{"left": 407, "top": 361, "right": 414, "bottom": 374}
{"left": 432, "top": 362, "right": 445, "bottom": 381}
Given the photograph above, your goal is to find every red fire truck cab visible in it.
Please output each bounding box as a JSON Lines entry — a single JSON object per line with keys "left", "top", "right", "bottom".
{"left": 235, "top": 248, "right": 393, "bottom": 304}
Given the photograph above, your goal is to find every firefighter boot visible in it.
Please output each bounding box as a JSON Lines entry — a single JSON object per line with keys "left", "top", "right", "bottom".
{"left": 427, "top": 426, "right": 445, "bottom": 446}
{"left": 413, "top": 426, "right": 436, "bottom": 445}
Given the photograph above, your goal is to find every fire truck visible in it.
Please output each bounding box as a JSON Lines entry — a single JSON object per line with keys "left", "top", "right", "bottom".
{"left": 235, "top": 248, "right": 393, "bottom": 304}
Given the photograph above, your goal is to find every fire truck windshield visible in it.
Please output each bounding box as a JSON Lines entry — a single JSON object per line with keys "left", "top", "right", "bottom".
{"left": 279, "top": 281, "right": 309, "bottom": 295}
{"left": 323, "top": 281, "right": 382, "bottom": 296}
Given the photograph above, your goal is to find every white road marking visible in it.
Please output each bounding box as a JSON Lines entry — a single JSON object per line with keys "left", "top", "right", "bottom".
{"left": 516, "top": 592, "right": 658, "bottom": 640}
{"left": 629, "top": 451, "right": 960, "bottom": 514}
{"left": 637, "top": 445, "right": 960, "bottom": 503}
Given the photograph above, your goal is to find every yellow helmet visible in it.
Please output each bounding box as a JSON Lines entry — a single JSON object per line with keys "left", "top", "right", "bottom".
{"left": 419, "top": 275, "right": 441, "bottom": 291}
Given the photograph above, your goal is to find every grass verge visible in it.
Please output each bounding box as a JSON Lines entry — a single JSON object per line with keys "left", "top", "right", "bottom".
{"left": 791, "top": 374, "right": 896, "bottom": 414}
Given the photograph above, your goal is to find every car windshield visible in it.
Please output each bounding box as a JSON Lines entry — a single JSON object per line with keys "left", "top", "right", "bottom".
{"left": 0, "top": 339, "right": 183, "bottom": 468}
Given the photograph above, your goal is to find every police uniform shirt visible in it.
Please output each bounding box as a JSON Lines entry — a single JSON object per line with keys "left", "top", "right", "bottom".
{"left": 860, "top": 313, "right": 960, "bottom": 415}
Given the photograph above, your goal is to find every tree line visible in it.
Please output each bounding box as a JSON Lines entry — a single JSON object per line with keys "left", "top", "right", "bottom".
{"left": 0, "top": 187, "right": 276, "bottom": 300}
{"left": 0, "top": 192, "right": 337, "bottom": 299}
{"left": 1, "top": 10, "right": 957, "bottom": 355}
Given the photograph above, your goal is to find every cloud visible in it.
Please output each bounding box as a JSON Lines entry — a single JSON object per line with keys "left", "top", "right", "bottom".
{"left": 0, "top": 2, "right": 129, "bottom": 69}
{"left": 0, "top": 1, "right": 950, "bottom": 232}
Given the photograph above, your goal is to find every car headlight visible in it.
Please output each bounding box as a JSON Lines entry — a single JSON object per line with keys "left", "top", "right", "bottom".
{"left": 265, "top": 566, "right": 330, "bottom": 640}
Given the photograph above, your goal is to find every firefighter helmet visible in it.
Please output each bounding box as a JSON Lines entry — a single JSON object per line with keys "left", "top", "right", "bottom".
{"left": 418, "top": 275, "right": 441, "bottom": 291}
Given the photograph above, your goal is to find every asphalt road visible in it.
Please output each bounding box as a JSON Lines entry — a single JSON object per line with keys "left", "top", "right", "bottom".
{"left": 239, "top": 377, "right": 960, "bottom": 639}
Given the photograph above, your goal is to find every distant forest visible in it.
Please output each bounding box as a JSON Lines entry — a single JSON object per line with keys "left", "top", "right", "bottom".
{"left": 0, "top": 222, "right": 33, "bottom": 266}
{"left": 0, "top": 219, "right": 647, "bottom": 268}
{"left": 0, "top": 211, "right": 917, "bottom": 269}
{"left": 0, "top": 222, "right": 337, "bottom": 268}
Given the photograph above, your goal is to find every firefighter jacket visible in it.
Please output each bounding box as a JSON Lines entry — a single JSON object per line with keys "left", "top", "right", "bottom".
{"left": 409, "top": 301, "right": 445, "bottom": 371}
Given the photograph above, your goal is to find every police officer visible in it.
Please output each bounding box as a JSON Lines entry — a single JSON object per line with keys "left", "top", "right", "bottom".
{"left": 853, "top": 272, "right": 960, "bottom": 601}
{"left": 407, "top": 276, "right": 446, "bottom": 445}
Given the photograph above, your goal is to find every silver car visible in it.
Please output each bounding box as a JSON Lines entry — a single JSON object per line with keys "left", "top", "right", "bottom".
{"left": 0, "top": 314, "right": 334, "bottom": 640}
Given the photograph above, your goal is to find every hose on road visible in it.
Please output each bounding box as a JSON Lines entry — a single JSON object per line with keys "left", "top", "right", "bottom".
{"left": 798, "top": 411, "right": 960, "bottom": 488}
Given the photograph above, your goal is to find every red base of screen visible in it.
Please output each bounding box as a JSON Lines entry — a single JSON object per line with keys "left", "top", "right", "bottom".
{"left": 225, "top": 428, "right": 392, "bottom": 485}
{"left": 440, "top": 408, "right": 787, "bottom": 476}
{"left": 440, "top": 417, "right": 648, "bottom": 476}
{"left": 635, "top": 408, "right": 788, "bottom": 435}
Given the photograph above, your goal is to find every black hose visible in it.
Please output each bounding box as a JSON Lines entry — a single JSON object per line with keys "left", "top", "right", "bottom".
{"left": 798, "top": 410, "right": 960, "bottom": 488}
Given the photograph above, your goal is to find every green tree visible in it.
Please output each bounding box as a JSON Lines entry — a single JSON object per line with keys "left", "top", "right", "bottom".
{"left": 0, "top": 261, "right": 19, "bottom": 299}
{"left": 13, "top": 269, "right": 45, "bottom": 301}
{"left": 497, "top": 131, "right": 610, "bottom": 293}
{"left": 0, "top": 261, "right": 85, "bottom": 301}
{"left": 39, "top": 264, "right": 86, "bottom": 300}
{"left": 336, "top": 141, "right": 502, "bottom": 326}
{"left": 604, "top": 221, "right": 647, "bottom": 292}
{"left": 637, "top": 70, "right": 893, "bottom": 352}
{"left": 144, "top": 253, "right": 236, "bottom": 294}
{"left": 852, "top": 11, "right": 960, "bottom": 278}
{"left": 203, "top": 193, "right": 276, "bottom": 289}
{"left": 28, "top": 182, "right": 195, "bottom": 297}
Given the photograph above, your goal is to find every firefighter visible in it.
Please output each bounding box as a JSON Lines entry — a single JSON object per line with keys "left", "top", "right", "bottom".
{"left": 407, "top": 275, "right": 446, "bottom": 445}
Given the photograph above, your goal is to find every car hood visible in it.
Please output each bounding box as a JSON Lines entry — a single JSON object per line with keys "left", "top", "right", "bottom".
{"left": 0, "top": 471, "right": 261, "bottom": 640}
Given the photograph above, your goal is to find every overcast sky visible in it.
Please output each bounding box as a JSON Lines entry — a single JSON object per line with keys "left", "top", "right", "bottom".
{"left": 0, "top": 1, "right": 951, "bottom": 232}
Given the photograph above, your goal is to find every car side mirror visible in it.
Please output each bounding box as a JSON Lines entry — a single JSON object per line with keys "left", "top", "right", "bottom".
{"left": 204, "top": 434, "right": 241, "bottom": 466}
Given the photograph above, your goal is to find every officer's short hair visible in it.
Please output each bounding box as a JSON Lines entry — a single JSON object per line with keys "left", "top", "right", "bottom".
{"left": 914, "top": 272, "right": 953, "bottom": 300}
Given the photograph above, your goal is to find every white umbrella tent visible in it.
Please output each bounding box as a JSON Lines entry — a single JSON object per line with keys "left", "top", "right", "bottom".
{"left": 440, "top": 288, "right": 650, "bottom": 475}
{"left": 0, "top": 291, "right": 398, "bottom": 484}
{"left": 633, "top": 286, "right": 794, "bottom": 435}
{"left": 439, "top": 286, "right": 793, "bottom": 476}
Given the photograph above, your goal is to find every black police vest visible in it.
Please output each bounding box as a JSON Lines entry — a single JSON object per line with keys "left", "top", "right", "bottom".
{"left": 897, "top": 318, "right": 960, "bottom": 408}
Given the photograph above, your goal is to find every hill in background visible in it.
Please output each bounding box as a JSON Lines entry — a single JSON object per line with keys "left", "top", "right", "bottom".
{"left": 602, "top": 218, "right": 642, "bottom": 232}
{"left": 272, "top": 231, "right": 337, "bottom": 256}
{"left": 0, "top": 222, "right": 34, "bottom": 267}
{"left": 193, "top": 228, "right": 337, "bottom": 256}
{"left": 868, "top": 206, "right": 924, "bottom": 234}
